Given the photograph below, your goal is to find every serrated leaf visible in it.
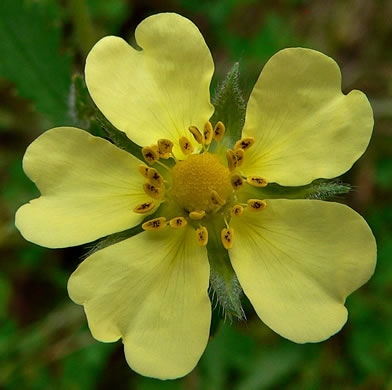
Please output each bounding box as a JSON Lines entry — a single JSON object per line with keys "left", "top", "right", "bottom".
{"left": 0, "top": 0, "right": 71, "bottom": 125}
{"left": 207, "top": 222, "right": 244, "bottom": 320}
{"left": 210, "top": 63, "right": 246, "bottom": 151}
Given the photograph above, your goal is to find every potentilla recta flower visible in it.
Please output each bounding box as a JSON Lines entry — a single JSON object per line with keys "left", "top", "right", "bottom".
{"left": 15, "top": 13, "right": 376, "bottom": 380}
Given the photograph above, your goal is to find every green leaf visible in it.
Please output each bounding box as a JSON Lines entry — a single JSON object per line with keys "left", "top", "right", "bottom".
{"left": 243, "top": 179, "right": 351, "bottom": 201}
{"left": 207, "top": 221, "right": 244, "bottom": 320}
{"left": 210, "top": 62, "right": 246, "bottom": 151}
{"left": 0, "top": 0, "right": 71, "bottom": 125}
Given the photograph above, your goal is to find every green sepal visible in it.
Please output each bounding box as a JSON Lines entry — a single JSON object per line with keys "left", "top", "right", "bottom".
{"left": 210, "top": 63, "right": 246, "bottom": 152}
{"left": 243, "top": 179, "right": 351, "bottom": 201}
{"left": 207, "top": 221, "right": 245, "bottom": 321}
{"left": 70, "top": 74, "right": 144, "bottom": 161}
{"left": 94, "top": 108, "right": 144, "bottom": 161}
{"left": 83, "top": 201, "right": 177, "bottom": 258}
{"left": 70, "top": 74, "right": 95, "bottom": 129}
{"left": 84, "top": 223, "right": 143, "bottom": 258}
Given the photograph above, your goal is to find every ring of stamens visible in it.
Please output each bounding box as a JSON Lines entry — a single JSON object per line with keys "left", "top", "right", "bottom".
{"left": 136, "top": 121, "right": 268, "bottom": 249}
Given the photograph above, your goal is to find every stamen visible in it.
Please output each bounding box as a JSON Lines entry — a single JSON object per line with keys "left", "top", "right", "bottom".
{"left": 158, "top": 150, "right": 170, "bottom": 159}
{"left": 133, "top": 201, "right": 155, "bottom": 214}
{"left": 234, "top": 137, "right": 255, "bottom": 151}
{"left": 196, "top": 226, "right": 208, "bottom": 246}
{"left": 169, "top": 217, "right": 187, "bottom": 229}
{"left": 179, "top": 136, "right": 194, "bottom": 155}
{"left": 223, "top": 216, "right": 230, "bottom": 229}
{"left": 158, "top": 139, "right": 174, "bottom": 154}
{"left": 226, "top": 149, "right": 238, "bottom": 171}
{"left": 231, "top": 204, "right": 244, "bottom": 217}
{"left": 213, "top": 121, "right": 225, "bottom": 142}
{"left": 138, "top": 164, "right": 150, "bottom": 178}
{"left": 221, "top": 227, "right": 234, "bottom": 249}
{"left": 230, "top": 173, "right": 244, "bottom": 190}
{"left": 247, "top": 199, "right": 267, "bottom": 212}
{"left": 234, "top": 149, "right": 245, "bottom": 167}
{"left": 147, "top": 168, "right": 164, "bottom": 186}
{"left": 142, "top": 146, "right": 160, "bottom": 165}
{"left": 203, "top": 122, "right": 213, "bottom": 145}
{"left": 189, "top": 210, "right": 206, "bottom": 220}
{"left": 142, "top": 217, "right": 167, "bottom": 231}
{"left": 210, "top": 190, "right": 226, "bottom": 207}
{"left": 188, "top": 126, "right": 203, "bottom": 144}
{"left": 247, "top": 176, "right": 268, "bottom": 187}
{"left": 143, "top": 182, "right": 164, "bottom": 199}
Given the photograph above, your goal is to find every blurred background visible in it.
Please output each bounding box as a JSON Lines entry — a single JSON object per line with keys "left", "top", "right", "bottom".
{"left": 1, "top": 0, "right": 391, "bottom": 389}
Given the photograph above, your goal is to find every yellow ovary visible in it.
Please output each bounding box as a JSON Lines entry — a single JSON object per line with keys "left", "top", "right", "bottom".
{"left": 171, "top": 153, "right": 231, "bottom": 212}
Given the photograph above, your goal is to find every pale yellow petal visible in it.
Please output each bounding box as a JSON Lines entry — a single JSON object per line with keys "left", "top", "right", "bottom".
{"left": 68, "top": 226, "right": 211, "bottom": 379}
{"left": 85, "top": 13, "right": 214, "bottom": 158}
{"left": 242, "top": 48, "right": 373, "bottom": 186}
{"left": 15, "top": 127, "right": 153, "bottom": 248}
{"left": 230, "top": 199, "right": 376, "bottom": 342}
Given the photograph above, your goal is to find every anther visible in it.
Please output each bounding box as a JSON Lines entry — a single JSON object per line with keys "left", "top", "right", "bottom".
{"left": 142, "top": 217, "right": 167, "bottom": 231}
{"left": 234, "top": 137, "right": 255, "bottom": 152}
{"left": 221, "top": 227, "right": 234, "bottom": 249}
{"left": 234, "top": 149, "right": 245, "bottom": 167}
{"left": 169, "top": 217, "right": 187, "bottom": 229}
{"left": 188, "top": 126, "right": 203, "bottom": 144}
{"left": 210, "top": 190, "right": 226, "bottom": 207}
{"left": 196, "top": 226, "right": 208, "bottom": 246}
{"left": 189, "top": 210, "right": 206, "bottom": 220}
{"left": 213, "top": 121, "right": 225, "bottom": 142}
{"left": 142, "top": 146, "right": 160, "bottom": 165}
{"left": 203, "top": 122, "right": 213, "bottom": 145}
{"left": 247, "top": 176, "right": 268, "bottom": 187}
{"left": 230, "top": 173, "right": 244, "bottom": 190}
{"left": 138, "top": 164, "right": 150, "bottom": 178}
{"left": 231, "top": 204, "right": 244, "bottom": 217}
{"left": 133, "top": 201, "right": 155, "bottom": 214}
{"left": 226, "top": 149, "right": 238, "bottom": 171}
{"left": 147, "top": 168, "right": 164, "bottom": 186}
{"left": 143, "top": 182, "right": 164, "bottom": 199}
{"left": 158, "top": 139, "right": 173, "bottom": 154}
{"left": 247, "top": 199, "right": 267, "bottom": 212}
{"left": 179, "top": 136, "right": 194, "bottom": 155}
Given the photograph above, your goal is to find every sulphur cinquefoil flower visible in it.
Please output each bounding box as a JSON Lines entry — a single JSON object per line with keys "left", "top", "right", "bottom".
{"left": 16, "top": 13, "right": 376, "bottom": 379}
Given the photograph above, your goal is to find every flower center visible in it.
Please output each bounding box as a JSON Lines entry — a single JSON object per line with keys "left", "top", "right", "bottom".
{"left": 171, "top": 153, "right": 231, "bottom": 212}
{"left": 136, "top": 120, "right": 269, "bottom": 249}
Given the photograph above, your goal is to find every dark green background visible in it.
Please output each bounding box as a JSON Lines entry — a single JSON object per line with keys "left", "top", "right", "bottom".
{"left": 1, "top": 0, "right": 391, "bottom": 389}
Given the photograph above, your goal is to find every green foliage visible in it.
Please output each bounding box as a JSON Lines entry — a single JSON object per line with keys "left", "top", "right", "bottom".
{"left": 0, "top": 0, "right": 71, "bottom": 126}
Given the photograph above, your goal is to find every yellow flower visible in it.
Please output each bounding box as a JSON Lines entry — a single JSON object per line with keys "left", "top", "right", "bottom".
{"left": 15, "top": 13, "right": 376, "bottom": 380}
